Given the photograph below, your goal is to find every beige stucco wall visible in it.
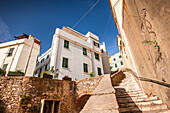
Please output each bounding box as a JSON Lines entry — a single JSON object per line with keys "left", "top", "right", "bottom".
{"left": 0, "top": 35, "right": 40, "bottom": 76}
{"left": 109, "top": 0, "right": 170, "bottom": 107}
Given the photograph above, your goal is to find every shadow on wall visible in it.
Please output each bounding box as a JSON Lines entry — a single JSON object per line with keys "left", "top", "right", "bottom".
{"left": 115, "top": 88, "right": 142, "bottom": 113}
{"left": 75, "top": 94, "right": 91, "bottom": 113}
{"left": 111, "top": 70, "right": 126, "bottom": 87}
{"left": 0, "top": 100, "right": 5, "bottom": 113}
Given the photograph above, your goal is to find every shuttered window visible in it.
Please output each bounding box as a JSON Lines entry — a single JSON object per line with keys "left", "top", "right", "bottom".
{"left": 2, "top": 64, "right": 8, "bottom": 70}
{"left": 97, "top": 67, "right": 102, "bottom": 75}
{"left": 62, "top": 58, "right": 68, "bottom": 68}
{"left": 94, "top": 52, "right": 100, "bottom": 60}
{"left": 83, "top": 48, "right": 87, "bottom": 55}
{"left": 115, "top": 64, "right": 117, "bottom": 68}
{"left": 7, "top": 48, "right": 14, "bottom": 57}
{"left": 83, "top": 63, "right": 88, "bottom": 73}
{"left": 120, "top": 61, "right": 123, "bottom": 65}
{"left": 64, "top": 40, "right": 69, "bottom": 49}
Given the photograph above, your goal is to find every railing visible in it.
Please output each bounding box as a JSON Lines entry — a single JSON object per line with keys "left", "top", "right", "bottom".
{"left": 125, "top": 68, "right": 170, "bottom": 88}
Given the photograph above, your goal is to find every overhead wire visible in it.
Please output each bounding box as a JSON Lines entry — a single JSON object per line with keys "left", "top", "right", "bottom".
{"left": 101, "top": 12, "right": 112, "bottom": 39}
{"left": 72, "top": 0, "right": 100, "bottom": 28}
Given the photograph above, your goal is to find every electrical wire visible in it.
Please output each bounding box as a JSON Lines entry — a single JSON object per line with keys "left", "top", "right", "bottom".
{"left": 101, "top": 12, "right": 112, "bottom": 39}
{"left": 72, "top": 0, "right": 100, "bottom": 28}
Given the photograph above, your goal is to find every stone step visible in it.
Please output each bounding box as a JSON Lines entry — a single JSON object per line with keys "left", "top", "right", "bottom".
{"left": 119, "top": 104, "right": 168, "bottom": 112}
{"left": 119, "top": 100, "right": 163, "bottom": 107}
{"left": 116, "top": 92, "right": 146, "bottom": 97}
{"left": 116, "top": 90, "right": 144, "bottom": 95}
{"left": 116, "top": 93, "right": 148, "bottom": 98}
{"left": 117, "top": 96, "right": 159, "bottom": 103}
{"left": 115, "top": 89, "right": 142, "bottom": 93}
{"left": 139, "top": 109, "right": 170, "bottom": 113}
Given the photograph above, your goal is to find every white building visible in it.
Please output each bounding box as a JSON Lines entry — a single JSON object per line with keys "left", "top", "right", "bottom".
{"left": 34, "top": 26, "right": 109, "bottom": 80}
{"left": 0, "top": 34, "right": 40, "bottom": 76}
{"left": 109, "top": 52, "right": 124, "bottom": 71}
{"left": 100, "top": 42, "right": 111, "bottom": 74}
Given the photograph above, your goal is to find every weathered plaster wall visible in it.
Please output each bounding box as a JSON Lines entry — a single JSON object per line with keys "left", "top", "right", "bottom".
{"left": 0, "top": 77, "right": 77, "bottom": 113}
{"left": 76, "top": 75, "right": 103, "bottom": 98}
{"left": 122, "top": 0, "right": 170, "bottom": 107}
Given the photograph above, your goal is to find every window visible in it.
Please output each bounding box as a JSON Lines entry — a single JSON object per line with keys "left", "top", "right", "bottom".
{"left": 42, "top": 100, "right": 60, "bottom": 113}
{"left": 115, "top": 64, "right": 117, "bottom": 68}
{"left": 62, "top": 57, "right": 68, "bottom": 68}
{"left": 113, "top": 58, "right": 116, "bottom": 61}
{"left": 120, "top": 61, "right": 123, "bottom": 65}
{"left": 93, "top": 41, "right": 100, "bottom": 48}
{"left": 46, "top": 54, "right": 49, "bottom": 59}
{"left": 101, "top": 49, "right": 104, "bottom": 53}
{"left": 64, "top": 40, "right": 69, "bottom": 49}
{"left": 36, "top": 61, "right": 39, "bottom": 66}
{"left": 97, "top": 67, "right": 102, "bottom": 75}
{"left": 83, "top": 48, "right": 87, "bottom": 55}
{"left": 41, "top": 58, "right": 44, "bottom": 63}
{"left": 119, "top": 55, "right": 122, "bottom": 58}
{"left": 2, "top": 64, "right": 8, "bottom": 70}
{"left": 93, "top": 41, "right": 96, "bottom": 46}
{"left": 35, "top": 71, "right": 37, "bottom": 75}
{"left": 7, "top": 48, "right": 14, "bottom": 57}
{"left": 94, "top": 52, "right": 100, "bottom": 60}
{"left": 110, "top": 66, "right": 113, "bottom": 69}
{"left": 39, "top": 68, "right": 42, "bottom": 74}
{"left": 45, "top": 64, "right": 48, "bottom": 71}
{"left": 83, "top": 63, "right": 88, "bottom": 73}
{"left": 97, "top": 43, "right": 100, "bottom": 48}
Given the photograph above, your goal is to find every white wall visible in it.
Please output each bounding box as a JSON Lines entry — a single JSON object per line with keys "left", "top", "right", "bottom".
{"left": 0, "top": 36, "right": 40, "bottom": 76}
{"left": 34, "top": 27, "right": 104, "bottom": 80}
{"left": 110, "top": 52, "right": 124, "bottom": 71}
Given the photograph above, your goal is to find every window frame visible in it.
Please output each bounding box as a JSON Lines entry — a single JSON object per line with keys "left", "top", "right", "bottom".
{"left": 62, "top": 57, "right": 68, "bottom": 68}
{"left": 7, "top": 48, "right": 14, "bottom": 57}
{"left": 94, "top": 52, "right": 100, "bottom": 60}
{"left": 64, "top": 40, "right": 69, "bottom": 49}
{"left": 97, "top": 67, "right": 102, "bottom": 75}
{"left": 46, "top": 54, "right": 49, "bottom": 59}
{"left": 120, "top": 61, "right": 123, "bottom": 65}
{"left": 83, "top": 48, "right": 87, "bottom": 55}
{"left": 83, "top": 63, "right": 88, "bottom": 73}
{"left": 2, "top": 64, "right": 8, "bottom": 70}
{"left": 41, "top": 58, "right": 44, "bottom": 63}
{"left": 41, "top": 99, "right": 60, "bottom": 113}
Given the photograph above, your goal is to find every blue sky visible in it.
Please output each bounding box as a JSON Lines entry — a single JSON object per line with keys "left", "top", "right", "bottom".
{"left": 0, "top": 0, "right": 119, "bottom": 56}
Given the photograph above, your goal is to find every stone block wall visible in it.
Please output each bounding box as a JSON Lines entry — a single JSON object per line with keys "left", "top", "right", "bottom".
{"left": 0, "top": 76, "right": 77, "bottom": 113}
{"left": 111, "top": 71, "right": 125, "bottom": 86}
{"left": 76, "top": 75, "right": 103, "bottom": 98}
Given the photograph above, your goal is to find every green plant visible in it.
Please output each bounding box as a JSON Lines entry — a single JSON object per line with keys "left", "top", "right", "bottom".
{"left": 40, "top": 71, "right": 51, "bottom": 77}
{"left": 49, "top": 66, "right": 54, "bottom": 73}
{"left": 49, "top": 86, "right": 54, "bottom": 90}
{"left": 0, "top": 68, "right": 6, "bottom": 76}
{"left": 20, "top": 95, "right": 31, "bottom": 108}
{"left": 30, "top": 106, "right": 37, "bottom": 112}
{"left": 64, "top": 75, "right": 69, "bottom": 78}
{"left": 89, "top": 72, "right": 93, "bottom": 77}
{"left": 142, "top": 40, "right": 159, "bottom": 47}
{"left": 54, "top": 73, "right": 59, "bottom": 79}
{"left": 15, "top": 70, "right": 22, "bottom": 73}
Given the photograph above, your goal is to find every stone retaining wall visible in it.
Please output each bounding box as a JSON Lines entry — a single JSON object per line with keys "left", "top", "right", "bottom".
{"left": 0, "top": 76, "right": 77, "bottom": 113}
{"left": 76, "top": 75, "right": 103, "bottom": 98}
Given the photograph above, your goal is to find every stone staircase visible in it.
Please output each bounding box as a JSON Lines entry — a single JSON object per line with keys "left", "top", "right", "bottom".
{"left": 114, "top": 72, "right": 170, "bottom": 113}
